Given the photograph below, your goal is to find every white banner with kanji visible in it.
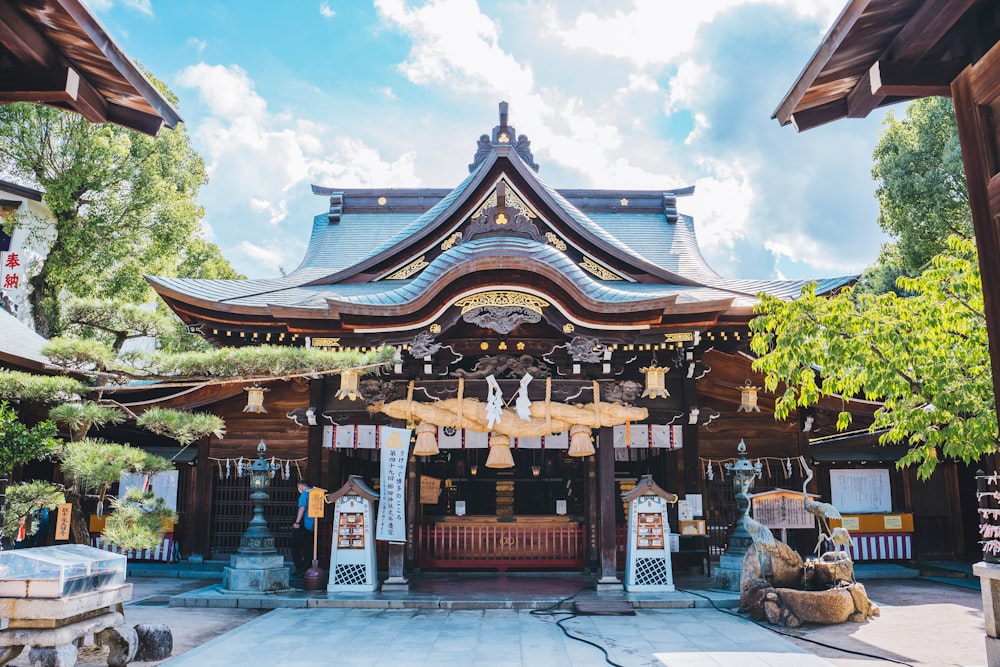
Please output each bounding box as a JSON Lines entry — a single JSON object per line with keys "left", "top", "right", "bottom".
{"left": 375, "top": 426, "right": 410, "bottom": 542}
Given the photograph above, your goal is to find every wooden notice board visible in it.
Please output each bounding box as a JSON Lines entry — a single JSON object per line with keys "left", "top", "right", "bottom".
{"left": 307, "top": 488, "right": 327, "bottom": 519}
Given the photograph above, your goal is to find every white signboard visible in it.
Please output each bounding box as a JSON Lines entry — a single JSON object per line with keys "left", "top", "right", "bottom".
{"left": 830, "top": 469, "right": 891, "bottom": 513}
{"left": 751, "top": 491, "right": 815, "bottom": 530}
{"left": 686, "top": 494, "right": 703, "bottom": 516}
{"left": 375, "top": 426, "right": 410, "bottom": 542}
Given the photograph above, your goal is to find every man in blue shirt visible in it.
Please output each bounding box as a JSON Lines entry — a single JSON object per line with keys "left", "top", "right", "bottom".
{"left": 291, "top": 479, "right": 313, "bottom": 576}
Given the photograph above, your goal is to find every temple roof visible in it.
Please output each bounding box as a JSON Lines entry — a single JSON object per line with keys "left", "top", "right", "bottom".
{"left": 149, "top": 104, "right": 854, "bottom": 340}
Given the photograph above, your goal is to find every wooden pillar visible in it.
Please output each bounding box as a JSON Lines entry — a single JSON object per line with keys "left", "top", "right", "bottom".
{"left": 952, "top": 53, "right": 1000, "bottom": 416}
{"left": 585, "top": 455, "right": 598, "bottom": 571}
{"left": 306, "top": 379, "right": 325, "bottom": 485}
{"left": 597, "top": 427, "right": 621, "bottom": 589}
{"left": 190, "top": 435, "right": 212, "bottom": 560}
{"left": 682, "top": 371, "right": 700, "bottom": 495}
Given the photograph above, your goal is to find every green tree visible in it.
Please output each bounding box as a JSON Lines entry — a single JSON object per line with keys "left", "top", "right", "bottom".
{"left": 0, "top": 92, "right": 207, "bottom": 336}
{"left": 750, "top": 237, "right": 994, "bottom": 479}
{"left": 863, "top": 96, "right": 972, "bottom": 293}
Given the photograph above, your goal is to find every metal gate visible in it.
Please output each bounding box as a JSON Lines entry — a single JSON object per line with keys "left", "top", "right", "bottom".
{"left": 210, "top": 474, "right": 299, "bottom": 559}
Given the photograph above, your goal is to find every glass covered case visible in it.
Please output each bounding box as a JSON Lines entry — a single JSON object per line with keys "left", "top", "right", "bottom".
{"left": 0, "top": 544, "right": 126, "bottom": 598}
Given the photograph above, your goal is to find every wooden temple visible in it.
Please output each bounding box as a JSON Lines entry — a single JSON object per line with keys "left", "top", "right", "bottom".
{"left": 140, "top": 103, "right": 864, "bottom": 580}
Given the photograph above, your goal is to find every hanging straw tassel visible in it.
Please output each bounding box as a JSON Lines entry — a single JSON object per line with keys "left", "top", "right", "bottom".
{"left": 413, "top": 421, "right": 440, "bottom": 456}
{"left": 544, "top": 377, "right": 552, "bottom": 436}
{"left": 568, "top": 424, "right": 595, "bottom": 457}
{"left": 486, "top": 432, "right": 515, "bottom": 468}
{"left": 405, "top": 380, "right": 416, "bottom": 428}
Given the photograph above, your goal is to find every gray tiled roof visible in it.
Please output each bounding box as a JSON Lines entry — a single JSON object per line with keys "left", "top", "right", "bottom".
{"left": 148, "top": 146, "right": 855, "bottom": 311}
{"left": 0, "top": 310, "right": 50, "bottom": 367}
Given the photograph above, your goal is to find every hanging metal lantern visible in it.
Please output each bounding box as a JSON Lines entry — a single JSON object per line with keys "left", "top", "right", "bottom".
{"left": 413, "top": 422, "right": 440, "bottom": 456}
{"left": 243, "top": 384, "right": 269, "bottom": 413}
{"left": 640, "top": 362, "right": 670, "bottom": 398}
{"left": 567, "top": 424, "right": 595, "bottom": 457}
{"left": 738, "top": 380, "right": 761, "bottom": 413}
{"left": 335, "top": 369, "right": 361, "bottom": 400}
{"left": 486, "top": 432, "right": 514, "bottom": 469}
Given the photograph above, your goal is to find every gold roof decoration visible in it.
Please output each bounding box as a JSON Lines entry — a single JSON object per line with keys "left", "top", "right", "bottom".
{"left": 453, "top": 291, "right": 550, "bottom": 316}
{"left": 472, "top": 180, "right": 537, "bottom": 220}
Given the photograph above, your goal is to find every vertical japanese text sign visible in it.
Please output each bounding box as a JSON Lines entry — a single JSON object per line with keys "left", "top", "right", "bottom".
{"left": 376, "top": 426, "right": 410, "bottom": 542}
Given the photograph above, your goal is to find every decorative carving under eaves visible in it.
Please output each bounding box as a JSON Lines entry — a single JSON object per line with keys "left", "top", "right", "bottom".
{"left": 463, "top": 306, "right": 541, "bottom": 334}
{"left": 567, "top": 335, "right": 606, "bottom": 363}
{"left": 452, "top": 354, "right": 551, "bottom": 379}
{"left": 409, "top": 331, "right": 442, "bottom": 359}
{"left": 360, "top": 378, "right": 403, "bottom": 403}
{"left": 603, "top": 380, "right": 644, "bottom": 404}
{"left": 384, "top": 255, "right": 429, "bottom": 280}
{"left": 455, "top": 291, "right": 549, "bottom": 314}
{"left": 580, "top": 257, "right": 624, "bottom": 281}
{"left": 466, "top": 180, "right": 542, "bottom": 242}
{"left": 545, "top": 232, "right": 567, "bottom": 251}
{"left": 441, "top": 232, "right": 463, "bottom": 251}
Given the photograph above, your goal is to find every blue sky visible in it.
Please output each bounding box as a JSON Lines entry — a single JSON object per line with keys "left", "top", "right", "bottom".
{"left": 88, "top": 0, "right": 892, "bottom": 282}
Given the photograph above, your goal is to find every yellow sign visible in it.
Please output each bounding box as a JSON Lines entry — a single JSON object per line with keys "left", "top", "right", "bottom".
{"left": 883, "top": 515, "right": 903, "bottom": 530}
{"left": 840, "top": 516, "right": 861, "bottom": 531}
{"left": 420, "top": 476, "right": 442, "bottom": 505}
{"left": 307, "top": 488, "right": 327, "bottom": 519}
{"left": 55, "top": 503, "right": 73, "bottom": 541}
{"left": 663, "top": 332, "right": 694, "bottom": 343}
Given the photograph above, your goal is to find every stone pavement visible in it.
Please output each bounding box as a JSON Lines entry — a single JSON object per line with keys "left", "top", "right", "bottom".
{"left": 162, "top": 606, "right": 835, "bottom": 667}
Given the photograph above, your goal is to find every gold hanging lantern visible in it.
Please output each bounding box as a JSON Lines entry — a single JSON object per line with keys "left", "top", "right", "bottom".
{"left": 243, "top": 384, "right": 269, "bottom": 413}
{"left": 738, "top": 380, "right": 761, "bottom": 413}
{"left": 335, "top": 369, "right": 360, "bottom": 401}
{"left": 640, "top": 362, "right": 670, "bottom": 398}
{"left": 568, "top": 424, "right": 595, "bottom": 457}
{"left": 486, "top": 432, "right": 514, "bottom": 469}
{"left": 413, "top": 422, "right": 440, "bottom": 456}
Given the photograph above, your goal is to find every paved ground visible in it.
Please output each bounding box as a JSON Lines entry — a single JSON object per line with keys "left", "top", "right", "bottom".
{"left": 3, "top": 569, "right": 987, "bottom": 666}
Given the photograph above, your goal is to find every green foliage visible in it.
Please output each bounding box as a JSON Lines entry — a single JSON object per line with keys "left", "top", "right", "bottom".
{"left": 41, "top": 337, "right": 117, "bottom": 372}
{"left": 60, "top": 439, "right": 173, "bottom": 496}
{"left": 0, "top": 371, "right": 85, "bottom": 403}
{"left": 101, "top": 488, "right": 176, "bottom": 552}
{"left": 871, "top": 97, "right": 971, "bottom": 282}
{"left": 1, "top": 481, "right": 63, "bottom": 541}
{"left": 143, "top": 344, "right": 396, "bottom": 379}
{"left": 136, "top": 407, "right": 225, "bottom": 446}
{"left": 177, "top": 237, "right": 246, "bottom": 281}
{"left": 0, "top": 401, "right": 60, "bottom": 474}
{"left": 61, "top": 297, "right": 173, "bottom": 352}
{"left": 0, "top": 99, "right": 207, "bottom": 336}
{"left": 750, "top": 237, "right": 995, "bottom": 479}
{"left": 48, "top": 402, "right": 124, "bottom": 442}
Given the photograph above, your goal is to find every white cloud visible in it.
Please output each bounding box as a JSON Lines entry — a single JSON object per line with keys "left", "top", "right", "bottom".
{"left": 554, "top": 0, "right": 842, "bottom": 66}
{"left": 186, "top": 37, "right": 207, "bottom": 55}
{"left": 320, "top": 2, "right": 335, "bottom": 18}
{"left": 375, "top": 0, "right": 534, "bottom": 95}
{"left": 234, "top": 241, "right": 286, "bottom": 271}
{"left": 175, "top": 63, "right": 422, "bottom": 276}
{"left": 84, "top": 0, "right": 153, "bottom": 15}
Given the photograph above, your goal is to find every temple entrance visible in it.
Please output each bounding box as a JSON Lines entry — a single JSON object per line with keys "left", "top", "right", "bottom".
{"left": 416, "top": 449, "right": 588, "bottom": 571}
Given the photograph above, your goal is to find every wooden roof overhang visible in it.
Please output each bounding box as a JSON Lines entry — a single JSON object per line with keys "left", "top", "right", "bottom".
{"left": 773, "top": 0, "right": 998, "bottom": 131}
{"left": 0, "top": 0, "right": 182, "bottom": 135}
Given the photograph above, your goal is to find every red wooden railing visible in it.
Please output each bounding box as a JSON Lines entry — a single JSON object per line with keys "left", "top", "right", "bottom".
{"left": 419, "top": 523, "right": 586, "bottom": 571}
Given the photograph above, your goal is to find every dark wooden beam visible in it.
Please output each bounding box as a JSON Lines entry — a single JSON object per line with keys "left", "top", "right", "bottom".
{"left": 0, "top": 66, "right": 80, "bottom": 103}
{"left": 952, "top": 61, "right": 1000, "bottom": 420}
{"left": 846, "top": 67, "right": 882, "bottom": 119}
{"left": 869, "top": 60, "right": 962, "bottom": 97}
{"left": 107, "top": 103, "right": 164, "bottom": 136}
{"left": 0, "top": 2, "right": 57, "bottom": 67}
{"left": 597, "top": 428, "right": 621, "bottom": 588}
{"left": 888, "top": 0, "right": 978, "bottom": 62}
{"left": 790, "top": 98, "right": 849, "bottom": 132}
